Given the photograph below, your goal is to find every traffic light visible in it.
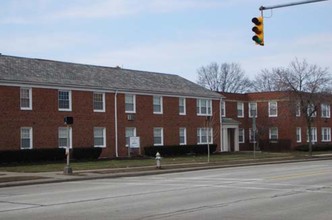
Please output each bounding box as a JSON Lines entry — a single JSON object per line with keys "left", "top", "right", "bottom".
{"left": 252, "top": 16, "right": 264, "bottom": 46}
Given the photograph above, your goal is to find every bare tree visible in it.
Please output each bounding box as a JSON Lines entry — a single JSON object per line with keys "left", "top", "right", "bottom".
{"left": 263, "top": 58, "right": 331, "bottom": 156}
{"left": 253, "top": 68, "right": 284, "bottom": 92}
{"left": 197, "top": 62, "right": 252, "bottom": 93}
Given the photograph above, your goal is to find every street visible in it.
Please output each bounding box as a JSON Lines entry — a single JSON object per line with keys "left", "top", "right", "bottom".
{"left": 1, "top": 160, "right": 332, "bottom": 220}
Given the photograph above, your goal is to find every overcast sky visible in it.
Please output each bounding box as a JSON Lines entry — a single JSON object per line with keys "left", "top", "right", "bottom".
{"left": 1, "top": 0, "right": 331, "bottom": 82}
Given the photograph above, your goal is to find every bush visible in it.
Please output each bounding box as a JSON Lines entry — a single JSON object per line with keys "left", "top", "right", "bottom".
{"left": 295, "top": 144, "right": 332, "bottom": 151}
{"left": 144, "top": 144, "right": 217, "bottom": 157}
{"left": 0, "top": 147, "right": 102, "bottom": 164}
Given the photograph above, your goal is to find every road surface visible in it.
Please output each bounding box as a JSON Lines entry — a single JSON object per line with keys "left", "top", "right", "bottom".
{"left": 1, "top": 160, "right": 332, "bottom": 220}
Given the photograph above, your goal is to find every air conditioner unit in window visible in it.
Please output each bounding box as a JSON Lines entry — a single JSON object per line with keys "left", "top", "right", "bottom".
{"left": 127, "top": 114, "right": 135, "bottom": 121}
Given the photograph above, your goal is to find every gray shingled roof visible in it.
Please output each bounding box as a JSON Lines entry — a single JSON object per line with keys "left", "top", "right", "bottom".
{"left": 0, "top": 55, "right": 222, "bottom": 99}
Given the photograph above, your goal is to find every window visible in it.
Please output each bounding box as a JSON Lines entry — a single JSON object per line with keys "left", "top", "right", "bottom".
{"left": 58, "top": 127, "right": 72, "bottom": 148}
{"left": 296, "top": 127, "right": 302, "bottom": 143}
{"left": 20, "top": 88, "right": 32, "bottom": 110}
{"left": 94, "top": 127, "right": 106, "bottom": 147}
{"left": 93, "top": 92, "right": 105, "bottom": 112}
{"left": 249, "top": 102, "right": 257, "bottom": 118}
{"left": 21, "top": 127, "right": 33, "bottom": 149}
{"left": 153, "top": 128, "right": 164, "bottom": 146}
{"left": 58, "top": 90, "right": 72, "bottom": 111}
{"left": 322, "top": 127, "right": 331, "bottom": 142}
{"left": 237, "top": 102, "right": 244, "bottom": 118}
{"left": 153, "top": 96, "right": 163, "bottom": 114}
{"left": 249, "top": 128, "right": 257, "bottom": 143}
{"left": 307, "top": 127, "right": 317, "bottom": 143}
{"left": 197, "top": 128, "right": 213, "bottom": 144}
{"left": 179, "top": 97, "right": 186, "bottom": 115}
{"left": 269, "top": 127, "right": 278, "bottom": 140}
{"left": 179, "top": 128, "right": 187, "bottom": 145}
{"left": 296, "top": 102, "right": 301, "bottom": 117}
{"left": 269, "top": 101, "right": 278, "bottom": 117}
{"left": 321, "top": 103, "right": 330, "bottom": 118}
{"left": 125, "top": 94, "right": 136, "bottom": 113}
{"left": 125, "top": 127, "right": 137, "bottom": 147}
{"left": 221, "top": 101, "right": 226, "bottom": 117}
{"left": 197, "top": 99, "right": 212, "bottom": 116}
{"left": 239, "top": 128, "right": 245, "bottom": 143}
{"left": 307, "top": 104, "right": 317, "bottom": 117}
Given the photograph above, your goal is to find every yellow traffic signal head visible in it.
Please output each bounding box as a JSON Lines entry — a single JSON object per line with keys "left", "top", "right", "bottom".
{"left": 252, "top": 16, "right": 264, "bottom": 46}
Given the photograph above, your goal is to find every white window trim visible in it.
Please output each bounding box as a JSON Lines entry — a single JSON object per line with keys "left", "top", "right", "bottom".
{"left": 179, "top": 97, "right": 186, "bottom": 115}
{"left": 296, "top": 127, "right": 302, "bottom": 143}
{"left": 58, "top": 127, "right": 73, "bottom": 148}
{"left": 197, "top": 128, "right": 213, "bottom": 144}
{"left": 221, "top": 101, "right": 226, "bottom": 117}
{"left": 269, "top": 101, "right": 278, "bottom": 117}
{"left": 321, "top": 127, "right": 331, "bottom": 142}
{"left": 153, "top": 96, "right": 163, "bottom": 114}
{"left": 94, "top": 127, "right": 106, "bottom": 148}
{"left": 321, "top": 103, "right": 331, "bottom": 118}
{"left": 239, "top": 128, "right": 245, "bottom": 143}
{"left": 125, "top": 94, "right": 136, "bottom": 113}
{"left": 296, "top": 102, "right": 301, "bottom": 117}
{"left": 20, "top": 87, "right": 32, "bottom": 110}
{"left": 20, "top": 127, "right": 33, "bottom": 149}
{"left": 125, "top": 127, "right": 137, "bottom": 147}
{"left": 269, "top": 127, "right": 278, "bottom": 140}
{"left": 153, "top": 127, "right": 164, "bottom": 146}
{"left": 249, "top": 128, "right": 257, "bottom": 143}
{"left": 179, "top": 127, "right": 187, "bottom": 145}
{"left": 237, "top": 102, "right": 244, "bottom": 118}
{"left": 307, "top": 127, "right": 317, "bottom": 143}
{"left": 249, "top": 102, "right": 257, "bottom": 118}
{"left": 197, "top": 99, "right": 212, "bottom": 116}
{"left": 58, "top": 90, "right": 72, "bottom": 111}
{"left": 93, "top": 92, "right": 106, "bottom": 112}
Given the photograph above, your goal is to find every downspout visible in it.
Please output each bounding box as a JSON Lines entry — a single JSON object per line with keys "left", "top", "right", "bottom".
{"left": 114, "top": 90, "right": 119, "bottom": 158}
{"left": 220, "top": 97, "right": 223, "bottom": 152}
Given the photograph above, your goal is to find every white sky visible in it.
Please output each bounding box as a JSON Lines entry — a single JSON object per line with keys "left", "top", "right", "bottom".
{"left": 1, "top": 0, "right": 331, "bottom": 82}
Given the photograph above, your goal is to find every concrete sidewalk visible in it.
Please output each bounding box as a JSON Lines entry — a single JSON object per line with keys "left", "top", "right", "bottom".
{"left": 1, "top": 155, "right": 331, "bottom": 188}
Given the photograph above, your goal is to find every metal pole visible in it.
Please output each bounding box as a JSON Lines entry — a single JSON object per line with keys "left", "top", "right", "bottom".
{"left": 67, "top": 125, "right": 70, "bottom": 166}
{"left": 260, "top": 0, "right": 328, "bottom": 10}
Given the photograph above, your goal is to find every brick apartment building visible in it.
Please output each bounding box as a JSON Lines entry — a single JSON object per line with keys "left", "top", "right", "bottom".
{"left": 221, "top": 92, "right": 332, "bottom": 151}
{"left": 0, "top": 55, "right": 223, "bottom": 158}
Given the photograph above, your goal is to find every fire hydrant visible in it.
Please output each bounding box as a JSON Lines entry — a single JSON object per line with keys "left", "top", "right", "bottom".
{"left": 155, "top": 152, "right": 161, "bottom": 169}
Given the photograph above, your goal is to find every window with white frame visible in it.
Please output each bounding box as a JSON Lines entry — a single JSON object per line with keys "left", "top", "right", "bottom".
{"left": 58, "top": 90, "right": 72, "bottom": 111}
{"left": 94, "top": 127, "right": 106, "bottom": 147}
{"left": 153, "top": 96, "right": 163, "bottom": 114}
{"left": 179, "top": 127, "right": 187, "bottom": 145}
{"left": 321, "top": 103, "right": 330, "bottom": 118}
{"left": 296, "top": 127, "right": 302, "bottom": 143}
{"left": 20, "top": 87, "right": 32, "bottom": 110}
{"left": 58, "top": 127, "right": 72, "bottom": 148}
{"left": 93, "top": 92, "right": 105, "bottom": 112}
{"left": 322, "top": 127, "right": 331, "bottom": 142}
{"left": 197, "top": 128, "right": 213, "bottom": 144}
{"left": 239, "top": 128, "right": 245, "bottom": 143}
{"left": 125, "top": 94, "right": 136, "bottom": 113}
{"left": 296, "top": 101, "right": 301, "bottom": 117}
{"left": 269, "top": 127, "right": 278, "bottom": 140}
{"left": 197, "top": 99, "right": 212, "bottom": 116}
{"left": 125, "top": 127, "right": 137, "bottom": 147}
{"left": 237, "top": 102, "right": 244, "bottom": 118}
{"left": 220, "top": 101, "right": 225, "bottom": 117}
{"left": 21, "top": 127, "right": 33, "bottom": 149}
{"left": 307, "top": 127, "right": 317, "bottom": 143}
{"left": 269, "top": 101, "right": 278, "bottom": 117}
{"left": 249, "top": 102, "right": 257, "bottom": 118}
{"left": 249, "top": 128, "right": 257, "bottom": 143}
{"left": 153, "top": 128, "right": 164, "bottom": 146}
{"left": 307, "top": 104, "right": 317, "bottom": 117}
{"left": 179, "top": 97, "right": 186, "bottom": 115}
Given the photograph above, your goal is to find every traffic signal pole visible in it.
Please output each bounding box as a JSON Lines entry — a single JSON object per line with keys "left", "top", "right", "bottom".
{"left": 259, "top": 0, "right": 328, "bottom": 11}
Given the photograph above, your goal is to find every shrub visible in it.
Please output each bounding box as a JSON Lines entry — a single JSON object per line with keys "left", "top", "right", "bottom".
{"left": 295, "top": 144, "right": 332, "bottom": 151}
{"left": 144, "top": 144, "right": 217, "bottom": 157}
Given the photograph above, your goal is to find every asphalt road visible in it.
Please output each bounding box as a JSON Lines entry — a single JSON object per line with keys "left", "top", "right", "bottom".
{"left": 1, "top": 160, "right": 332, "bottom": 220}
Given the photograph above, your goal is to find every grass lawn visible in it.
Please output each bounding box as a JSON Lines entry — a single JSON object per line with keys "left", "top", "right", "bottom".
{"left": 0, "top": 151, "right": 329, "bottom": 173}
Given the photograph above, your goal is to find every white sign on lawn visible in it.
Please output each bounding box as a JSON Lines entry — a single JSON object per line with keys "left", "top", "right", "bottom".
{"left": 129, "top": 136, "right": 140, "bottom": 148}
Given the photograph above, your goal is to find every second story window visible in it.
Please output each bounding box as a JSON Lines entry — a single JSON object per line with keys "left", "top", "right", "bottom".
{"left": 269, "top": 101, "right": 278, "bottom": 117}
{"left": 221, "top": 101, "right": 226, "bottom": 117}
{"left": 153, "top": 96, "right": 163, "bottom": 114}
{"left": 58, "top": 90, "right": 72, "bottom": 111}
{"left": 125, "top": 94, "right": 136, "bottom": 113}
{"left": 307, "top": 103, "right": 317, "bottom": 117}
{"left": 93, "top": 92, "right": 105, "bottom": 112}
{"left": 197, "top": 99, "right": 212, "bottom": 116}
{"left": 321, "top": 103, "right": 330, "bottom": 118}
{"left": 237, "top": 102, "right": 244, "bottom": 118}
{"left": 179, "top": 97, "right": 186, "bottom": 115}
{"left": 20, "top": 87, "right": 32, "bottom": 110}
{"left": 249, "top": 102, "right": 257, "bottom": 118}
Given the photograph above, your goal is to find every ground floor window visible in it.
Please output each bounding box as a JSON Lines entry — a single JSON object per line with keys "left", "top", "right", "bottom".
{"left": 307, "top": 127, "right": 317, "bottom": 143}
{"left": 321, "top": 127, "right": 331, "bottom": 142}
{"left": 153, "top": 128, "right": 164, "bottom": 146}
{"left": 239, "top": 128, "right": 245, "bottom": 143}
{"left": 179, "top": 128, "right": 187, "bottom": 145}
{"left": 296, "top": 127, "right": 302, "bottom": 143}
{"left": 197, "top": 128, "right": 213, "bottom": 144}
{"left": 94, "top": 127, "right": 106, "bottom": 147}
{"left": 126, "top": 127, "right": 137, "bottom": 147}
{"left": 58, "top": 127, "right": 72, "bottom": 148}
{"left": 21, "top": 127, "right": 33, "bottom": 149}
